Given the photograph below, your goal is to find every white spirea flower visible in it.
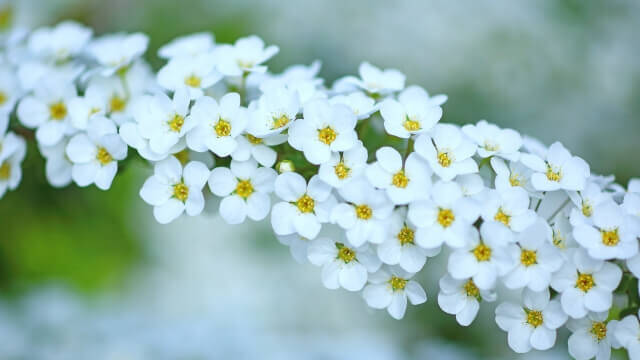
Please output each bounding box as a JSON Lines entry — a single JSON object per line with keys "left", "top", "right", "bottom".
{"left": 568, "top": 181, "right": 613, "bottom": 226}
{"left": 573, "top": 201, "right": 639, "bottom": 260}
{"left": 157, "top": 32, "right": 215, "bottom": 60}
{"left": 157, "top": 54, "right": 221, "bottom": 99}
{"left": 462, "top": 120, "right": 522, "bottom": 161}
{"left": 17, "top": 78, "right": 76, "bottom": 146}
{"left": 408, "top": 180, "right": 480, "bottom": 249}
{"left": 288, "top": 99, "right": 358, "bottom": 165}
{"left": 39, "top": 140, "right": 72, "bottom": 188}
{"left": 215, "top": 35, "right": 279, "bottom": 77}
{"left": 307, "top": 236, "right": 381, "bottom": 292}
{"left": 438, "top": 274, "right": 496, "bottom": 326}
{"left": 186, "top": 93, "right": 248, "bottom": 156}
{"left": 549, "top": 211, "right": 578, "bottom": 258}
{"left": 567, "top": 312, "right": 616, "bottom": 360}
{"left": 366, "top": 147, "right": 432, "bottom": 205}
{"left": 87, "top": 33, "right": 149, "bottom": 76}
{"left": 0, "top": 67, "right": 22, "bottom": 114}
{"left": 380, "top": 85, "right": 444, "bottom": 138}
{"left": 447, "top": 222, "right": 514, "bottom": 290}
{"left": 65, "top": 116, "right": 127, "bottom": 190}
{"left": 481, "top": 188, "right": 537, "bottom": 234}
{"left": 208, "top": 159, "right": 276, "bottom": 225}
{"left": 521, "top": 141, "right": 590, "bottom": 191}
{"left": 0, "top": 131, "right": 26, "bottom": 198}
{"left": 614, "top": 311, "right": 640, "bottom": 359}
{"left": 139, "top": 156, "right": 210, "bottom": 224}
{"left": 231, "top": 133, "right": 286, "bottom": 168}
{"left": 256, "top": 61, "right": 324, "bottom": 105}
{"left": 503, "top": 219, "right": 563, "bottom": 291}
{"left": 495, "top": 288, "right": 567, "bottom": 353}
{"left": 551, "top": 249, "right": 622, "bottom": 319}
{"left": 271, "top": 172, "right": 335, "bottom": 240}
{"left": 247, "top": 85, "right": 300, "bottom": 137}
{"left": 340, "top": 62, "right": 405, "bottom": 96}
{"left": 317, "top": 141, "right": 368, "bottom": 188}
{"left": 491, "top": 157, "right": 537, "bottom": 194}
{"left": 363, "top": 267, "right": 426, "bottom": 320}
{"left": 330, "top": 177, "right": 394, "bottom": 247}
{"left": 68, "top": 76, "right": 131, "bottom": 130}
{"left": 414, "top": 124, "right": 478, "bottom": 181}
{"left": 329, "top": 92, "right": 376, "bottom": 120}
{"left": 27, "top": 21, "right": 92, "bottom": 63}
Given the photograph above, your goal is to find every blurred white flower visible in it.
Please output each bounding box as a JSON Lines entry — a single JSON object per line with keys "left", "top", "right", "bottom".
{"left": 363, "top": 267, "right": 426, "bottom": 319}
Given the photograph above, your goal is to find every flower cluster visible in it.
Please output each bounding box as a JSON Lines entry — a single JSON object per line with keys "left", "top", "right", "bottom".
{"left": 2, "top": 21, "right": 640, "bottom": 359}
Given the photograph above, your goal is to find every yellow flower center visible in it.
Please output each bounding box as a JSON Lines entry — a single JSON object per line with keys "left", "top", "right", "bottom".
{"left": 355, "top": 204, "right": 373, "bottom": 220}
{"left": 437, "top": 208, "right": 455, "bottom": 228}
{"left": 96, "top": 147, "right": 113, "bottom": 165}
{"left": 397, "top": 225, "right": 415, "bottom": 246}
{"left": 509, "top": 173, "right": 522, "bottom": 187}
{"left": 0, "top": 5, "right": 13, "bottom": 30}
{"left": 0, "top": 91, "right": 7, "bottom": 105}
{"left": 472, "top": 243, "right": 492, "bottom": 262}
{"left": 403, "top": 117, "right": 420, "bottom": 131}
{"left": 109, "top": 95, "right": 126, "bottom": 113}
{"left": 334, "top": 161, "right": 350, "bottom": 180}
{"left": 49, "top": 101, "right": 67, "bottom": 120}
{"left": 173, "top": 182, "right": 189, "bottom": 202}
{"left": 601, "top": 229, "right": 619, "bottom": 246}
{"left": 317, "top": 126, "right": 337, "bottom": 145}
{"left": 168, "top": 114, "right": 185, "bottom": 132}
{"left": 184, "top": 74, "right": 201, "bottom": 88}
{"left": 174, "top": 149, "right": 190, "bottom": 165}
{"left": 576, "top": 273, "right": 595, "bottom": 292}
{"left": 546, "top": 165, "right": 562, "bottom": 182}
{"left": 520, "top": 249, "right": 537, "bottom": 267}
{"left": 296, "top": 194, "right": 315, "bottom": 213}
{"left": 590, "top": 321, "right": 607, "bottom": 341}
{"left": 552, "top": 231, "right": 566, "bottom": 249}
{"left": 336, "top": 243, "right": 356, "bottom": 263}
{"left": 391, "top": 170, "right": 409, "bottom": 188}
{"left": 526, "top": 309, "right": 544, "bottom": 328}
{"left": 235, "top": 179, "right": 254, "bottom": 199}
{"left": 214, "top": 119, "right": 231, "bottom": 137}
{"left": 464, "top": 279, "right": 480, "bottom": 299}
{"left": 390, "top": 275, "right": 408, "bottom": 291}
{"left": 484, "top": 141, "right": 499, "bottom": 152}
{"left": 272, "top": 114, "right": 290, "bottom": 129}
{"left": 494, "top": 208, "right": 511, "bottom": 227}
{"left": 437, "top": 152, "right": 452, "bottom": 167}
{"left": 0, "top": 161, "right": 10, "bottom": 180}
{"left": 246, "top": 134, "right": 263, "bottom": 144}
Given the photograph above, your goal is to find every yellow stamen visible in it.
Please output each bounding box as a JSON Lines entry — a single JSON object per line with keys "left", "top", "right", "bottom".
{"left": 397, "top": 225, "right": 414, "bottom": 246}
{"left": 214, "top": 119, "right": 232, "bottom": 137}
{"left": 546, "top": 165, "right": 561, "bottom": 182}
{"left": 0, "top": 91, "right": 7, "bottom": 105}
{"left": 355, "top": 204, "right": 373, "bottom": 220}
{"left": 334, "top": 161, "right": 350, "bottom": 180}
{"left": 184, "top": 74, "right": 201, "bottom": 88}
{"left": 109, "top": 95, "right": 126, "bottom": 113}
{"left": 437, "top": 152, "right": 452, "bottom": 167}
{"left": 520, "top": 249, "right": 537, "bottom": 267}
{"left": 601, "top": 229, "right": 619, "bottom": 246}
{"left": 296, "top": 194, "right": 315, "bottom": 213}
{"left": 391, "top": 170, "right": 409, "bottom": 188}
{"left": 336, "top": 243, "right": 356, "bottom": 263}
{"left": 272, "top": 115, "right": 290, "bottom": 129}
{"left": 403, "top": 117, "right": 420, "bottom": 131}
{"left": 590, "top": 322, "right": 607, "bottom": 341}
{"left": 494, "top": 208, "right": 511, "bottom": 227}
{"left": 472, "top": 243, "right": 492, "bottom": 262}
{"left": 464, "top": 279, "right": 480, "bottom": 299}
{"left": 576, "top": 273, "right": 595, "bottom": 292}
{"left": 437, "top": 208, "right": 455, "bottom": 228}
{"left": 526, "top": 309, "right": 543, "bottom": 328}
{"left": 95, "top": 147, "right": 112, "bottom": 165}
{"left": 317, "top": 126, "right": 337, "bottom": 145}
{"left": 390, "top": 275, "right": 408, "bottom": 291}
{"left": 235, "top": 179, "right": 254, "bottom": 199}
{"left": 0, "top": 161, "right": 10, "bottom": 180}
{"left": 581, "top": 201, "right": 593, "bottom": 217}
{"left": 246, "top": 134, "right": 263, "bottom": 144}
{"left": 49, "top": 101, "right": 67, "bottom": 120}
{"left": 168, "top": 114, "right": 184, "bottom": 132}
{"left": 173, "top": 182, "right": 189, "bottom": 202}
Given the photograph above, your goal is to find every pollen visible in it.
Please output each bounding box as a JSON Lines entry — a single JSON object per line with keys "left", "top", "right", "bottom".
{"left": 215, "top": 119, "right": 232, "bottom": 137}
{"left": 437, "top": 208, "right": 455, "bottom": 228}
{"left": 463, "top": 279, "right": 480, "bottom": 299}
{"left": 184, "top": 74, "right": 201, "bottom": 88}
{"left": 437, "top": 152, "right": 452, "bottom": 168}
{"left": 484, "top": 141, "right": 499, "bottom": 152}
{"left": 272, "top": 114, "right": 290, "bottom": 129}
{"left": 601, "top": 229, "right": 620, "bottom": 246}
{"left": 109, "top": 95, "right": 126, "bottom": 113}
{"left": 296, "top": 194, "right": 315, "bottom": 213}
{"left": 509, "top": 173, "right": 522, "bottom": 187}
{"left": 336, "top": 243, "right": 356, "bottom": 263}
{"left": 526, "top": 309, "right": 544, "bottom": 328}
{"left": 391, "top": 170, "right": 409, "bottom": 188}
{"left": 546, "top": 165, "right": 562, "bottom": 182}
{"left": 576, "top": 272, "right": 595, "bottom": 292}
{"left": 235, "top": 180, "right": 254, "bottom": 199}
{"left": 49, "top": 101, "right": 67, "bottom": 120}
{"left": 173, "top": 182, "right": 189, "bottom": 202}
{"left": 520, "top": 249, "right": 537, "bottom": 267}
{"left": 552, "top": 231, "right": 566, "bottom": 249}
{"left": 317, "top": 126, "right": 337, "bottom": 145}
{"left": 0, "top": 161, "right": 10, "bottom": 180}
{"left": 494, "top": 208, "right": 511, "bottom": 227}
{"left": 96, "top": 147, "right": 113, "bottom": 165}
{"left": 590, "top": 321, "right": 607, "bottom": 341}
{"left": 397, "top": 225, "right": 415, "bottom": 246}
{"left": 246, "top": 134, "right": 263, "bottom": 144}
{"left": 355, "top": 204, "right": 373, "bottom": 220}
{"left": 472, "top": 243, "right": 492, "bottom": 262}
{"left": 168, "top": 114, "right": 185, "bottom": 132}
{"left": 403, "top": 118, "right": 420, "bottom": 131}
{"left": 581, "top": 201, "right": 593, "bottom": 217}
{"left": 0, "top": 91, "right": 7, "bottom": 105}
{"left": 390, "top": 275, "right": 408, "bottom": 291}
{"left": 334, "top": 161, "right": 351, "bottom": 180}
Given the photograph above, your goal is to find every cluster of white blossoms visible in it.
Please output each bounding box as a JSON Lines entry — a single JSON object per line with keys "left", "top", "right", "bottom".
{"left": 2, "top": 21, "right": 640, "bottom": 359}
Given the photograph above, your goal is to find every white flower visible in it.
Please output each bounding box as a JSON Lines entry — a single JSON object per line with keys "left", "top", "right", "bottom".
{"left": 363, "top": 267, "right": 426, "bottom": 319}
{"left": 139, "top": 156, "right": 210, "bottom": 224}
{"left": 447, "top": 222, "right": 514, "bottom": 290}
{"left": 307, "top": 236, "right": 380, "bottom": 292}
{"left": 0, "top": 67, "right": 21, "bottom": 114}
{"left": 438, "top": 274, "right": 496, "bottom": 326}
{"left": 461, "top": 120, "right": 522, "bottom": 161}
{"left": 568, "top": 181, "right": 614, "bottom": 226}
{"left": 288, "top": 99, "right": 358, "bottom": 165}
{"left": 567, "top": 312, "right": 616, "bottom": 360}
{"left": 87, "top": 33, "right": 149, "bottom": 76}
{"left": 573, "top": 201, "right": 639, "bottom": 260}
{"left": 380, "top": 85, "right": 444, "bottom": 138}
{"left": 27, "top": 21, "right": 92, "bottom": 62}
{"left": 157, "top": 32, "right": 215, "bottom": 60}
{"left": 0, "top": 132, "right": 26, "bottom": 198}
{"left": 277, "top": 234, "right": 310, "bottom": 264}
{"left": 39, "top": 139, "right": 72, "bottom": 188}
{"left": 408, "top": 180, "right": 480, "bottom": 249}
{"left": 549, "top": 211, "right": 578, "bottom": 258}
{"left": 495, "top": 288, "right": 567, "bottom": 353}
{"left": 17, "top": 77, "right": 77, "bottom": 146}
{"left": 614, "top": 311, "right": 640, "bottom": 360}
{"left": 491, "top": 157, "right": 536, "bottom": 194}
{"left": 329, "top": 92, "right": 376, "bottom": 120}
{"left": 414, "top": 124, "right": 478, "bottom": 181}
{"left": 186, "top": 93, "right": 248, "bottom": 156}
{"left": 231, "top": 133, "right": 286, "bottom": 168}
{"left": 377, "top": 208, "right": 440, "bottom": 273}
{"left": 521, "top": 141, "right": 590, "bottom": 191}
{"left": 68, "top": 76, "right": 131, "bottom": 130}
{"left": 455, "top": 173, "right": 485, "bottom": 198}
{"left": 481, "top": 188, "right": 537, "bottom": 233}
{"left": 341, "top": 62, "right": 405, "bottom": 96}
{"left": 551, "top": 249, "right": 622, "bottom": 319}
{"left": 215, "top": 35, "right": 279, "bottom": 77}
{"left": 503, "top": 219, "right": 563, "bottom": 291}
{"left": 271, "top": 172, "right": 335, "bottom": 239}
{"left": 157, "top": 54, "right": 221, "bottom": 99}
{"left": 366, "top": 147, "right": 432, "bottom": 205}
{"left": 247, "top": 85, "right": 300, "bottom": 137}
{"left": 257, "top": 62, "right": 324, "bottom": 105}
{"left": 208, "top": 159, "right": 276, "bottom": 224}
{"left": 330, "top": 177, "right": 394, "bottom": 247}
{"left": 65, "top": 116, "right": 127, "bottom": 190}
{"left": 317, "top": 141, "right": 368, "bottom": 188}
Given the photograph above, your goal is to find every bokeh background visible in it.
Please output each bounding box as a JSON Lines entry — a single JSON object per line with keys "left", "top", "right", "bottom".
{"left": 1, "top": 0, "right": 639, "bottom": 358}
